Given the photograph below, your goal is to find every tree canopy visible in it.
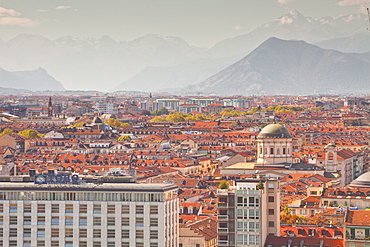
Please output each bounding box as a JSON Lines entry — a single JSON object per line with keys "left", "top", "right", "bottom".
{"left": 18, "top": 129, "right": 43, "bottom": 139}
{"left": 104, "top": 118, "right": 130, "bottom": 128}
{"left": 0, "top": 128, "right": 13, "bottom": 137}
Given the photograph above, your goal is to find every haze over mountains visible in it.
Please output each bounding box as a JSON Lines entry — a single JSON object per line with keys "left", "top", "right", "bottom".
{"left": 0, "top": 67, "right": 65, "bottom": 91}
{"left": 0, "top": 10, "right": 369, "bottom": 93}
{"left": 190, "top": 37, "right": 370, "bottom": 95}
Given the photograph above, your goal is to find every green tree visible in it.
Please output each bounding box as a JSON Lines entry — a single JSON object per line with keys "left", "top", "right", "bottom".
{"left": 219, "top": 181, "right": 230, "bottom": 189}
{"left": 0, "top": 128, "right": 13, "bottom": 136}
{"left": 141, "top": 110, "right": 151, "bottom": 116}
{"left": 151, "top": 107, "right": 169, "bottom": 116}
{"left": 18, "top": 129, "right": 42, "bottom": 139}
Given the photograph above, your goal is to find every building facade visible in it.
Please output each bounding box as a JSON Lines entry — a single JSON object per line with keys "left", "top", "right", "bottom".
{"left": 217, "top": 179, "right": 280, "bottom": 247}
{"left": 0, "top": 180, "right": 178, "bottom": 247}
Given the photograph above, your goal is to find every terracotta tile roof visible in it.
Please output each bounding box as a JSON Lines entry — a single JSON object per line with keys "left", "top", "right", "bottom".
{"left": 345, "top": 210, "right": 370, "bottom": 226}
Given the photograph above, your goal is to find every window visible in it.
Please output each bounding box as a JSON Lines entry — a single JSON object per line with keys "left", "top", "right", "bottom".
{"left": 9, "top": 204, "right": 17, "bottom": 213}
{"left": 268, "top": 183, "right": 275, "bottom": 189}
{"left": 107, "top": 217, "right": 115, "bottom": 226}
{"left": 107, "top": 204, "right": 115, "bottom": 214}
{"left": 269, "top": 209, "right": 275, "bottom": 215}
{"left": 150, "top": 230, "right": 158, "bottom": 239}
{"left": 51, "top": 228, "right": 59, "bottom": 238}
{"left": 9, "top": 216, "right": 17, "bottom": 225}
{"left": 24, "top": 203, "right": 31, "bottom": 213}
{"left": 136, "top": 229, "right": 144, "bottom": 239}
{"left": 24, "top": 228, "right": 31, "bottom": 238}
{"left": 122, "top": 205, "right": 129, "bottom": 214}
{"left": 79, "top": 242, "right": 87, "bottom": 247}
{"left": 107, "top": 229, "right": 115, "bottom": 238}
{"left": 122, "top": 229, "right": 130, "bottom": 238}
{"left": 122, "top": 217, "right": 129, "bottom": 226}
{"left": 51, "top": 216, "right": 59, "bottom": 225}
{"left": 268, "top": 196, "right": 274, "bottom": 202}
{"left": 80, "top": 204, "right": 87, "bottom": 214}
{"left": 93, "top": 229, "right": 101, "bottom": 238}
{"left": 93, "top": 242, "right": 101, "bottom": 247}
{"left": 37, "top": 241, "right": 45, "bottom": 247}
{"left": 79, "top": 217, "right": 87, "bottom": 226}
{"left": 65, "top": 228, "right": 73, "bottom": 238}
{"left": 80, "top": 228, "right": 87, "bottom": 238}
{"left": 268, "top": 221, "right": 275, "bottom": 227}
{"left": 93, "top": 217, "right": 101, "bottom": 226}
{"left": 136, "top": 217, "right": 144, "bottom": 227}
{"left": 38, "top": 216, "right": 45, "bottom": 225}
{"left": 65, "top": 204, "right": 73, "bottom": 214}
{"left": 150, "top": 205, "right": 158, "bottom": 214}
{"left": 38, "top": 204, "right": 46, "bottom": 213}
{"left": 9, "top": 241, "right": 17, "bottom": 247}
{"left": 150, "top": 218, "right": 158, "bottom": 227}
{"left": 65, "top": 241, "right": 73, "bottom": 247}
{"left": 37, "top": 228, "right": 45, "bottom": 238}
{"left": 93, "top": 204, "right": 101, "bottom": 214}
{"left": 10, "top": 228, "right": 17, "bottom": 237}
{"left": 52, "top": 204, "right": 59, "bottom": 213}
{"left": 65, "top": 216, "right": 73, "bottom": 225}
{"left": 270, "top": 148, "right": 274, "bottom": 155}
{"left": 24, "top": 240, "right": 31, "bottom": 246}
{"left": 136, "top": 205, "right": 144, "bottom": 214}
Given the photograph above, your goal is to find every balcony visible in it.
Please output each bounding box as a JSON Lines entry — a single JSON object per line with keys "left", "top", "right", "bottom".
{"left": 218, "top": 240, "right": 229, "bottom": 246}
{"left": 218, "top": 202, "right": 228, "bottom": 208}
{"left": 218, "top": 215, "right": 229, "bottom": 221}
{"left": 218, "top": 227, "right": 229, "bottom": 233}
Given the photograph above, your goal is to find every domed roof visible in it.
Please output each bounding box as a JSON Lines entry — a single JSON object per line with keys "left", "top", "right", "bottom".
{"left": 257, "top": 124, "right": 292, "bottom": 138}
{"left": 349, "top": 171, "right": 370, "bottom": 188}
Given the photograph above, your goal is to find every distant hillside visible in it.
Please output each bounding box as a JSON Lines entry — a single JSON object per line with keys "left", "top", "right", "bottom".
{"left": 0, "top": 67, "right": 65, "bottom": 91}
{"left": 314, "top": 33, "right": 370, "bottom": 53}
{"left": 190, "top": 37, "right": 370, "bottom": 95}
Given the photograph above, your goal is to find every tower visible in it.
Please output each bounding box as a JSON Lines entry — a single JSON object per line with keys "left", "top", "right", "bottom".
{"left": 47, "top": 96, "right": 53, "bottom": 117}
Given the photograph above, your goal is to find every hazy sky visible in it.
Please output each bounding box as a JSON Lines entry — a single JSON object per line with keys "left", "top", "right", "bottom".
{"left": 0, "top": 0, "right": 368, "bottom": 47}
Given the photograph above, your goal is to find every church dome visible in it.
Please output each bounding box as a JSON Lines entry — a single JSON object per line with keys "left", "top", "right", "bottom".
{"left": 257, "top": 124, "right": 292, "bottom": 138}
{"left": 349, "top": 171, "right": 370, "bottom": 188}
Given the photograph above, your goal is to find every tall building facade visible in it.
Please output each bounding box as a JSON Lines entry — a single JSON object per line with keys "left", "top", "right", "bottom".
{"left": 0, "top": 180, "right": 178, "bottom": 247}
{"left": 218, "top": 179, "right": 280, "bottom": 247}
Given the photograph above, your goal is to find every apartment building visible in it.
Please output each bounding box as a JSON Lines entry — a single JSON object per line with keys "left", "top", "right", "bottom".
{"left": 0, "top": 177, "right": 178, "bottom": 247}
{"left": 217, "top": 178, "right": 280, "bottom": 247}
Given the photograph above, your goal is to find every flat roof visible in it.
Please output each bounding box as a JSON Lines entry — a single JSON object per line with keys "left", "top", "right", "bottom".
{"left": 0, "top": 182, "right": 177, "bottom": 192}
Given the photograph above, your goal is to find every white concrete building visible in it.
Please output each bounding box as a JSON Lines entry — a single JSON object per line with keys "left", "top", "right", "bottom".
{"left": 0, "top": 179, "right": 178, "bottom": 247}
{"left": 217, "top": 179, "right": 280, "bottom": 247}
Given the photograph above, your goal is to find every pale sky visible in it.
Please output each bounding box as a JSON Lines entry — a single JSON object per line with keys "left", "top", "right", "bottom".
{"left": 0, "top": 0, "right": 368, "bottom": 47}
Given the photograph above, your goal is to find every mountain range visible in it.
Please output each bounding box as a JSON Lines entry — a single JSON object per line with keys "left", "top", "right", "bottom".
{"left": 0, "top": 10, "right": 369, "bottom": 92}
{"left": 189, "top": 37, "right": 370, "bottom": 95}
{"left": 0, "top": 67, "right": 65, "bottom": 91}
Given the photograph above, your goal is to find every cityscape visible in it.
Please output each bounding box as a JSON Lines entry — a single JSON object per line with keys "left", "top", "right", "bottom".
{"left": 0, "top": 0, "right": 370, "bottom": 247}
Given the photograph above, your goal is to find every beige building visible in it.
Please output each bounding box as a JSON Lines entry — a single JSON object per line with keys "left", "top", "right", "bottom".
{"left": 0, "top": 179, "right": 178, "bottom": 247}
{"left": 217, "top": 178, "right": 280, "bottom": 247}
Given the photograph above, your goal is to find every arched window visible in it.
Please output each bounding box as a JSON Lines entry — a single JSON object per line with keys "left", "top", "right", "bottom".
{"left": 328, "top": 152, "right": 334, "bottom": 160}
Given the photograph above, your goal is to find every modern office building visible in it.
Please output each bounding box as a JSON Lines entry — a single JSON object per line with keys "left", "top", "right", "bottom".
{"left": 217, "top": 178, "right": 280, "bottom": 247}
{"left": 0, "top": 176, "right": 178, "bottom": 247}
